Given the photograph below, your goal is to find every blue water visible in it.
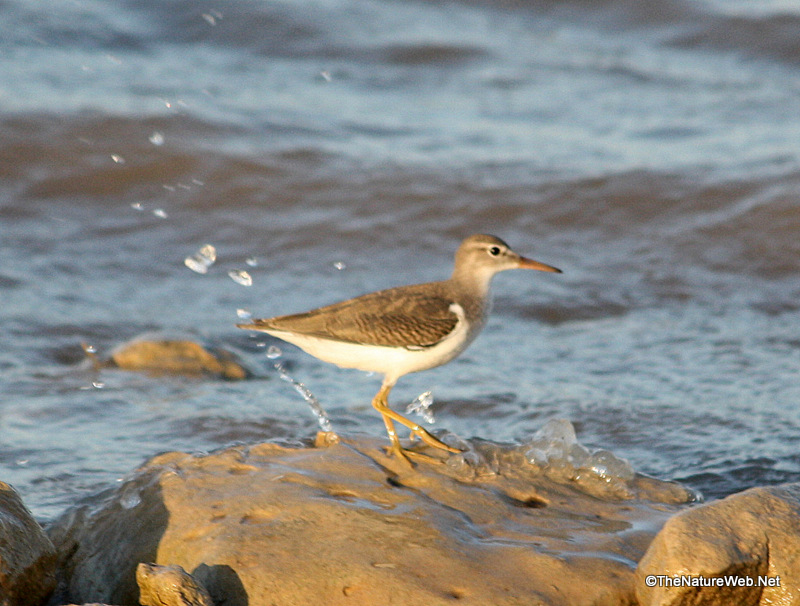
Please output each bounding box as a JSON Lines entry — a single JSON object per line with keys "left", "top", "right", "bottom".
{"left": 2, "top": 0, "right": 800, "bottom": 523}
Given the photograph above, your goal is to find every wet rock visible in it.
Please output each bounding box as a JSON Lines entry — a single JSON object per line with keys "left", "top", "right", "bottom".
{"left": 635, "top": 483, "right": 800, "bottom": 606}
{"left": 47, "top": 466, "right": 171, "bottom": 605}
{"left": 49, "top": 436, "right": 695, "bottom": 606}
{"left": 0, "top": 481, "right": 57, "bottom": 606}
{"left": 137, "top": 563, "right": 213, "bottom": 606}
{"left": 103, "top": 336, "right": 248, "bottom": 380}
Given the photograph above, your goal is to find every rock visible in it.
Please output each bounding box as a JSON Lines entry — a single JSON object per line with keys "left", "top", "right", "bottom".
{"left": 137, "top": 563, "right": 213, "bottom": 606}
{"left": 0, "top": 481, "right": 57, "bottom": 606}
{"left": 104, "top": 336, "right": 248, "bottom": 380}
{"left": 635, "top": 483, "right": 800, "bottom": 606}
{"left": 47, "top": 468, "right": 171, "bottom": 605}
{"left": 50, "top": 436, "right": 695, "bottom": 606}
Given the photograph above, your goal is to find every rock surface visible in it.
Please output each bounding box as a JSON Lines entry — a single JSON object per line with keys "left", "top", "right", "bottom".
{"left": 635, "top": 483, "right": 800, "bottom": 606}
{"left": 136, "top": 563, "right": 213, "bottom": 606}
{"left": 0, "top": 481, "right": 57, "bottom": 606}
{"left": 48, "top": 435, "right": 695, "bottom": 606}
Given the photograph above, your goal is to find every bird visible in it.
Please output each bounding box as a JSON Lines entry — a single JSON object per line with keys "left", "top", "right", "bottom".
{"left": 237, "top": 234, "right": 561, "bottom": 463}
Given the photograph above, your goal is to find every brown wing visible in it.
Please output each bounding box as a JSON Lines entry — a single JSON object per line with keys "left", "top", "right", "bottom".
{"left": 243, "top": 282, "right": 459, "bottom": 348}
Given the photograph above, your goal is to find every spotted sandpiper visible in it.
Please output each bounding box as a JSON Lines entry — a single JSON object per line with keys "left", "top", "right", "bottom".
{"left": 238, "top": 234, "right": 561, "bottom": 462}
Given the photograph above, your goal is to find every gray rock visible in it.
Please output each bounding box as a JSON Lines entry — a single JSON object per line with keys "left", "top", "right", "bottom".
{"left": 635, "top": 483, "right": 800, "bottom": 606}
{"left": 0, "top": 481, "right": 57, "bottom": 606}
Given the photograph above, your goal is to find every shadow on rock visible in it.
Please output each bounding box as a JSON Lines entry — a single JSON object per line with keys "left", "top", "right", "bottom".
{"left": 193, "top": 564, "right": 248, "bottom": 606}
{"left": 47, "top": 461, "right": 171, "bottom": 605}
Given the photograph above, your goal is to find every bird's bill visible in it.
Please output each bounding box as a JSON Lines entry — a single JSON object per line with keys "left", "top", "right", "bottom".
{"left": 517, "top": 256, "right": 562, "bottom": 273}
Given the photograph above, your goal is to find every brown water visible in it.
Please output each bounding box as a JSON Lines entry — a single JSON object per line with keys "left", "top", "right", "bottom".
{"left": 2, "top": 0, "right": 800, "bottom": 523}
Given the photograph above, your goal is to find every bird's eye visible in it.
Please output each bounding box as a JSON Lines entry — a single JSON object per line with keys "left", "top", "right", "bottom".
{"left": 488, "top": 246, "right": 502, "bottom": 256}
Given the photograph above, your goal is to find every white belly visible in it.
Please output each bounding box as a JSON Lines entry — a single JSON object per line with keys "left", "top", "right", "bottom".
{"left": 262, "top": 303, "right": 478, "bottom": 383}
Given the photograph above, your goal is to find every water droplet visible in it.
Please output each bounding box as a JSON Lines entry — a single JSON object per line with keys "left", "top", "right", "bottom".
{"left": 320, "top": 70, "right": 332, "bottom": 82}
{"left": 16, "top": 459, "right": 29, "bottom": 466}
{"left": 198, "top": 244, "right": 217, "bottom": 262}
{"left": 406, "top": 390, "right": 435, "bottom": 423}
{"left": 185, "top": 244, "right": 217, "bottom": 274}
{"left": 228, "top": 269, "right": 253, "bottom": 286}
{"left": 185, "top": 258, "right": 207, "bottom": 274}
{"left": 152, "top": 208, "right": 168, "bottom": 219}
{"left": 333, "top": 261, "right": 346, "bottom": 270}
{"left": 84, "top": 344, "right": 97, "bottom": 354}
{"left": 92, "top": 381, "right": 105, "bottom": 389}
{"left": 111, "top": 154, "right": 125, "bottom": 164}
{"left": 149, "top": 131, "right": 165, "bottom": 146}
{"left": 266, "top": 345, "right": 282, "bottom": 359}
{"left": 245, "top": 257, "right": 258, "bottom": 267}
{"left": 130, "top": 202, "right": 144, "bottom": 211}
{"left": 202, "top": 9, "right": 222, "bottom": 25}
{"left": 236, "top": 308, "right": 252, "bottom": 320}
{"left": 119, "top": 487, "right": 141, "bottom": 509}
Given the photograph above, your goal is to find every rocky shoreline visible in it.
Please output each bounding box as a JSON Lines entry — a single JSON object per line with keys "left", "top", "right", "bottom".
{"left": 3, "top": 431, "right": 798, "bottom": 606}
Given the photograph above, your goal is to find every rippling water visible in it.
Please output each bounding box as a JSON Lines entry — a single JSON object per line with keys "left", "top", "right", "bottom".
{"left": 2, "top": 0, "right": 800, "bottom": 523}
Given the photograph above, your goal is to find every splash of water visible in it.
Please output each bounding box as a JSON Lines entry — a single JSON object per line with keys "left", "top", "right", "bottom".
{"left": 524, "top": 419, "right": 635, "bottom": 484}
{"left": 267, "top": 347, "right": 333, "bottom": 433}
{"left": 406, "top": 390, "right": 435, "bottom": 424}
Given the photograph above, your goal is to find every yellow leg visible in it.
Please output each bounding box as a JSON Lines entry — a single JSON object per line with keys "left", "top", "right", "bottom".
{"left": 371, "top": 380, "right": 461, "bottom": 459}
{"left": 371, "top": 382, "right": 410, "bottom": 463}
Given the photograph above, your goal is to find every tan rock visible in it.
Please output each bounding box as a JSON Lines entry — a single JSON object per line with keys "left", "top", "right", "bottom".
{"left": 50, "top": 436, "right": 695, "bottom": 606}
{"left": 105, "top": 337, "right": 248, "bottom": 380}
{"left": 136, "top": 563, "right": 213, "bottom": 606}
{"left": 635, "top": 483, "right": 800, "bottom": 606}
{"left": 0, "top": 481, "right": 57, "bottom": 606}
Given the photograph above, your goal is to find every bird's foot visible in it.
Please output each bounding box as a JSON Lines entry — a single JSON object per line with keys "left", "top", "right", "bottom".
{"left": 384, "top": 442, "right": 414, "bottom": 466}
{"left": 411, "top": 427, "right": 462, "bottom": 454}
{"left": 384, "top": 443, "right": 444, "bottom": 467}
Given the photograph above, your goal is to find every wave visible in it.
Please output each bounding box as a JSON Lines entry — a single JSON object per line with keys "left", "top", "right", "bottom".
{"left": 3, "top": 111, "right": 797, "bottom": 329}
{"left": 7, "top": 0, "right": 800, "bottom": 67}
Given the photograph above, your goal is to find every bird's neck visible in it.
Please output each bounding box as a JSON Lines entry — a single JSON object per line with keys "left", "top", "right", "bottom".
{"left": 448, "top": 268, "right": 495, "bottom": 321}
